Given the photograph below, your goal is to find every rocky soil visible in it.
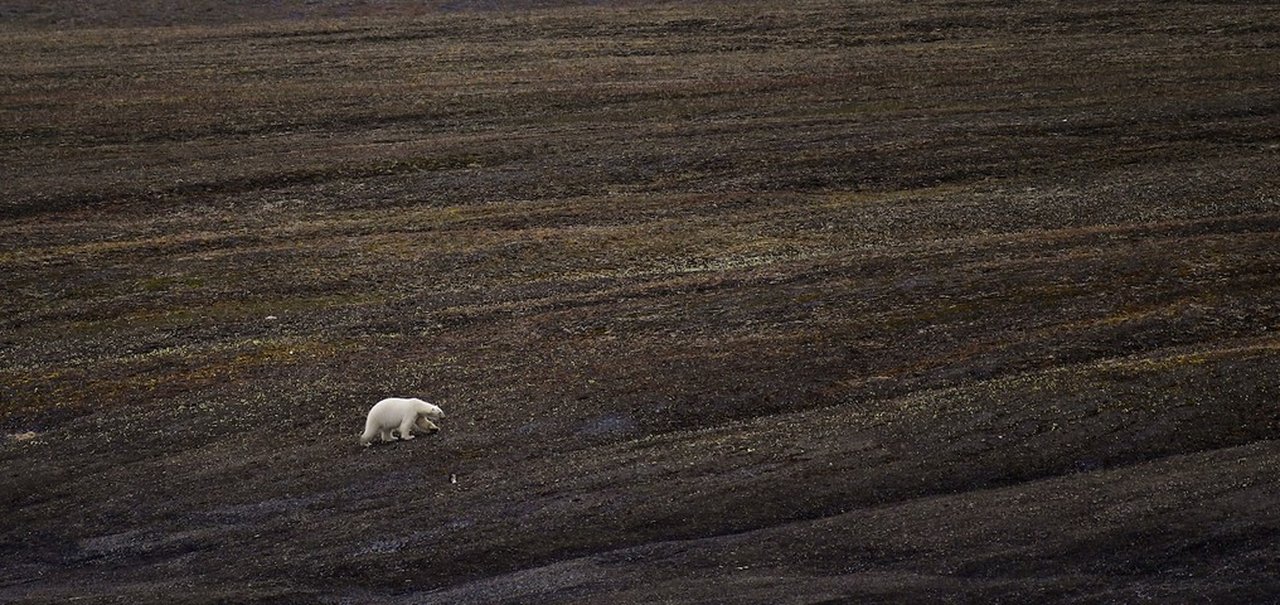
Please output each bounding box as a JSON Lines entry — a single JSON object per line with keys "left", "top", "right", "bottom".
{"left": 2, "top": 0, "right": 1279, "bottom": 602}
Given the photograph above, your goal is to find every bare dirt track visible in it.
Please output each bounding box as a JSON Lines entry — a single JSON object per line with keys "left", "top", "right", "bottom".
{"left": 2, "top": 0, "right": 1280, "bottom": 602}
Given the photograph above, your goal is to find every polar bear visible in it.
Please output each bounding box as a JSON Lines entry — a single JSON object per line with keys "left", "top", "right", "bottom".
{"left": 360, "top": 397, "right": 445, "bottom": 446}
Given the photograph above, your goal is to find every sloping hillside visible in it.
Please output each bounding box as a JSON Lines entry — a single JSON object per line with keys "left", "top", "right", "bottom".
{"left": 2, "top": 1, "right": 1279, "bottom": 602}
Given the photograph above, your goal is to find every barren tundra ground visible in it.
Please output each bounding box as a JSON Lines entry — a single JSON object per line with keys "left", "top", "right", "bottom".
{"left": 2, "top": 0, "right": 1280, "bottom": 602}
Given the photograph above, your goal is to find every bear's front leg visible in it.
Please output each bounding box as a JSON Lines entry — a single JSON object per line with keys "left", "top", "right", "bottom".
{"left": 380, "top": 430, "right": 395, "bottom": 442}
{"left": 398, "top": 418, "right": 417, "bottom": 440}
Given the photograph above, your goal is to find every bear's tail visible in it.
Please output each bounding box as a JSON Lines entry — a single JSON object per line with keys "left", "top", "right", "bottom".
{"left": 359, "top": 416, "right": 379, "bottom": 446}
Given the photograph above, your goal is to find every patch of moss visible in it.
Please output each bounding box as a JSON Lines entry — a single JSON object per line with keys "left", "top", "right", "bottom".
{"left": 136, "top": 275, "right": 205, "bottom": 293}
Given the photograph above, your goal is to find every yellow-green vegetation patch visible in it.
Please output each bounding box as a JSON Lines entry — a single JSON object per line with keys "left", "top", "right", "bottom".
{"left": 819, "top": 182, "right": 971, "bottom": 208}
{"left": 135, "top": 274, "right": 206, "bottom": 292}
{"left": 1098, "top": 340, "right": 1280, "bottom": 375}
{"left": 0, "top": 336, "right": 358, "bottom": 422}
{"left": 62, "top": 292, "right": 385, "bottom": 336}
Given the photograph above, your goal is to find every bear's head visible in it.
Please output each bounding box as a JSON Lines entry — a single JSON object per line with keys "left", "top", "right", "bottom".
{"left": 416, "top": 400, "right": 445, "bottom": 420}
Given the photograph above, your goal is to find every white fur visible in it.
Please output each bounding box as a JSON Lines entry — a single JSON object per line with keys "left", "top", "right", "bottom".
{"left": 360, "top": 397, "right": 445, "bottom": 446}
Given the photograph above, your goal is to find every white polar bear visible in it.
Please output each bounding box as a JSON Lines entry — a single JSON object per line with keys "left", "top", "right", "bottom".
{"left": 360, "top": 397, "right": 445, "bottom": 446}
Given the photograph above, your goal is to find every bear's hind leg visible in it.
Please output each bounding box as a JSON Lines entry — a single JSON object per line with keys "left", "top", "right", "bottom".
{"left": 380, "top": 430, "right": 394, "bottom": 442}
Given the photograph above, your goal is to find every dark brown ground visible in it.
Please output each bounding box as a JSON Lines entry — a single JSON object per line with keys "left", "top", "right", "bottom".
{"left": 2, "top": 0, "right": 1280, "bottom": 602}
